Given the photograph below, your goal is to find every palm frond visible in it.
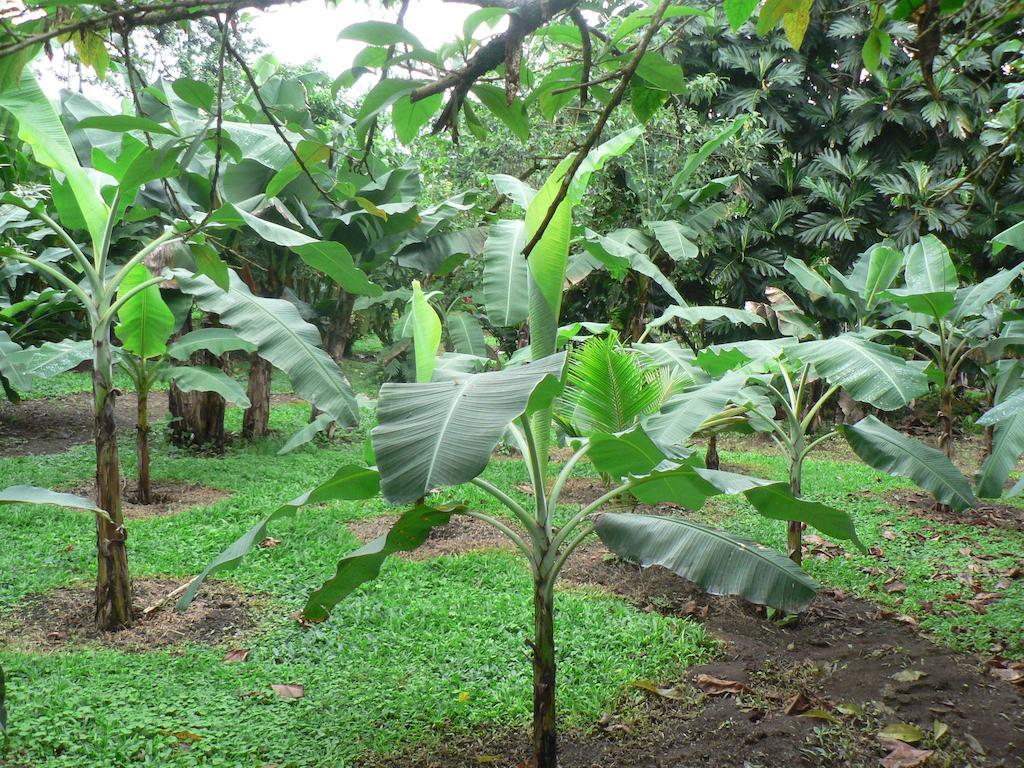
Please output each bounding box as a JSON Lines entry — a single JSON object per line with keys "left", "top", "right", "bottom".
{"left": 558, "top": 332, "right": 662, "bottom": 436}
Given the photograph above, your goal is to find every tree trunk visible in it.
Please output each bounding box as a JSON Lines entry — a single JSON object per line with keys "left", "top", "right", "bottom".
{"left": 168, "top": 315, "right": 227, "bottom": 449}
{"left": 938, "top": 386, "right": 955, "bottom": 459}
{"left": 705, "top": 433, "right": 720, "bottom": 470}
{"left": 532, "top": 577, "right": 557, "bottom": 768}
{"left": 136, "top": 387, "right": 151, "bottom": 505}
{"left": 935, "top": 386, "right": 955, "bottom": 514}
{"left": 787, "top": 457, "right": 803, "bottom": 565}
{"left": 309, "top": 405, "right": 337, "bottom": 439}
{"left": 93, "top": 333, "right": 133, "bottom": 630}
{"left": 242, "top": 354, "right": 272, "bottom": 440}
{"left": 326, "top": 290, "right": 358, "bottom": 362}
{"left": 169, "top": 377, "right": 226, "bottom": 448}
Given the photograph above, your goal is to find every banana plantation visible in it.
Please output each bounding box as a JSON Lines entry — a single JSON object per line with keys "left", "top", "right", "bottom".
{"left": 1, "top": 0, "right": 1023, "bottom": 766}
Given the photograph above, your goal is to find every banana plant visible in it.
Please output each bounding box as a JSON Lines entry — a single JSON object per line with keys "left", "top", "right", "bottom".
{"left": 0, "top": 73, "right": 189, "bottom": 629}
{"left": 0, "top": 72, "right": 364, "bottom": 627}
{"left": 179, "top": 129, "right": 861, "bottom": 768}
{"left": 651, "top": 315, "right": 930, "bottom": 563}
{"left": 852, "top": 235, "right": 1024, "bottom": 509}
{"left": 116, "top": 309, "right": 255, "bottom": 504}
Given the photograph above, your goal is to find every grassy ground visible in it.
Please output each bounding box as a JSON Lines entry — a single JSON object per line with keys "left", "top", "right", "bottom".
{"left": 0, "top": 405, "right": 713, "bottom": 768}
{"left": 1, "top": 361, "right": 1022, "bottom": 766}
{"left": 699, "top": 439, "right": 1024, "bottom": 658}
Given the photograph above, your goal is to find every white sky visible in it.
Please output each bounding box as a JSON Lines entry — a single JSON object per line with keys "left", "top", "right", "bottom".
{"left": 35, "top": 0, "right": 481, "bottom": 98}
{"left": 248, "top": 0, "right": 479, "bottom": 73}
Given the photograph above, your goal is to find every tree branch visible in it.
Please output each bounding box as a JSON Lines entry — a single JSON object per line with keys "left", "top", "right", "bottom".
{"left": 0, "top": 0, "right": 289, "bottom": 60}
{"left": 520, "top": 0, "right": 673, "bottom": 261}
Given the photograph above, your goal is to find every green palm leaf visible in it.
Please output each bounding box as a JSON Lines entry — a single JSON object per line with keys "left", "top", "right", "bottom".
{"left": 558, "top": 333, "right": 662, "bottom": 435}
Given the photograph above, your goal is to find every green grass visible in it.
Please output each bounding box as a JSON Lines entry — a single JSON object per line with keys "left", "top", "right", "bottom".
{"left": 702, "top": 442, "right": 1024, "bottom": 658}
{"left": 20, "top": 362, "right": 295, "bottom": 400}
{"left": 0, "top": 404, "right": 713, "bottom": 767}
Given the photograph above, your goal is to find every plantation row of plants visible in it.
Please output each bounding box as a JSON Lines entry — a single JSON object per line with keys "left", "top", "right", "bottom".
{"left": 1, "top": 0, "right": 1023, "bottom": 765}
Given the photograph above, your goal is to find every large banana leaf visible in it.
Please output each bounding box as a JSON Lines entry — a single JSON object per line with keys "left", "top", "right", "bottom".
{"left": 976, "top": 410, "right": 1024, "bottom": 499}
{"left": 177, "top": 465, "right": 381, "bottom": 610}
{"left": 0, "top": 334, "right": 91, "bottom": 392}
{"left": 790, "top": 335, "right": 929, "bottom": 411}
{"left": 647, "top": 304, "right": 765, "bottom": 330}
{"left": 951, "top": 262, "right": 1024, "bottom": 322}
{"left": 526, "top": 157, "right": 575, "bottom": 357}
{"left": 168, "top": 365, "right": 251, "bottom": 407}
{"left": 372, "top": 352, "right": 566, "bottom": 504}
{"left": 594, "top": 513, "right": 818, "bottom": 613}
{"left": 175, "top": 270, "right": 358, "bottom": 426}
{"left": 446, "top": 311, "right": 487, "bottom": 357}
{"left": 847, "top": 244, "right": 903, "bottom": 307}
{"left": 115, "top": 264, "right": 175, "bottom": 359}
{"left": 881, "top": 288, "right": 955, "bottom": 321}
{"left": 839, "top": 416, "right": 976, "bottom": 511}
{"left": 304, "top": 503, "right": 464, "bottom": 622}
{"left": 646, "top": 220, "right": 698, "bottom": 262}
{"left": 481, "top": 219, "right": 529, "bottom": 327}
{"left": 976, "top": 371, "right": 1024, "bottom": 498}
{"left": 0, "top": 485, "right": 104, "bottom": 514}
{"left": 978, "top": 389, "right": 1024, "bottom": 426}
{"left": 904, "top": 235, "right": 957, "bottom": 294}
{"left": 625, "top": 463, "right": 862, "bottom": 548}
{"left": 526, "top": 126, "right": 644, "bottom": 357}
{"left": 408, "top": 280, "right": 441, "bottom": 383}
{"left": 643, "top": 371, "right": 747, "bottom": 454}
{"left": 210, "top": 204, "right": 380, "bottom": 297}
{"left": 0, "top": 72, "right": 109, "bottom": 253}
{"left": 588, "top": 429, "right": 666, "bottom": 477}
{"left": 167, "top": 328, "right": 257, "bottom": 360}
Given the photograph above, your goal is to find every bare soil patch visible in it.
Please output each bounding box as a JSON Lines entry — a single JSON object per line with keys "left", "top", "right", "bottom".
{"left": 65, "top": 480, "right": 229, "bottom": 518}
{"left": 0, "top": 391, "right": 304, "bottom": 457}
{"left": 887, "top": 489, "right": 1024, "bottom": 533}
{"left": 349, "top": 513, "right": 1022, "bottom": 768}
{"left": 0, "top": 578, "right": 257, "bottom": 653}
{"left": 348, "top": 515, "right": 513, "bottom": 559}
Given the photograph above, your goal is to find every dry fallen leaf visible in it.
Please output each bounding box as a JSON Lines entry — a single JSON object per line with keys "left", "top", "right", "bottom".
{"left": 223, "top": 648, "right": 250, "bottom": 663}
{"left": 694, "top": 674, "right": 749, "bottom": 696}
{"left": 884, "top": 578, "right": 907, "bottom": 594}
{"left": 878, "top": 723, "right": 925, "bottom": 744}
{"left": 964, "top": 733, "right": 986, "bottom": 756}
{"left": 258, "top": 537, "right": 281, "bottom": 549}
{"left": 783, "top": 691, "right": 812, "bottom": 715}
{"left": 881, "top": 740, "right": 933, "bottom": 768}
{"left": 633, "top": 680, "right": 688, "bottom": 700}
{"left": 892, "top": 669, "right": 928, "bottom": 682}
{"left": 270, "top": 684, "right": 304, "bottom": 700}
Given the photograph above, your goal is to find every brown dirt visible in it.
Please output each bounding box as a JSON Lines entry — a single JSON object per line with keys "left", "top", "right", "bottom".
{"left": 351, "top": 519, "right": 1024, "bottom": 768}
{"left": 63, "top": 480, "right": 229, "bottom": 518}
{"left": 0, "top": 578, "right": 257, "bottom": 653}
{"left": 0, "top": 392, "right": 304, "bottom": 456}
{"left": 349, "top": 515, "right": 513, "bottom": 559}
{"left": 887, "top": 489, "right": 1024, "bottom": 533}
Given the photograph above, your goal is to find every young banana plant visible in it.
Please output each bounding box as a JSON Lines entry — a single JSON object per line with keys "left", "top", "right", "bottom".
{"left": 179, "top": 129, "right": 862, "bottom": 768}
{"left": 0, "top": 73, "right": 187, "bottom": 628}
{"left": 117, "top": 322, "right": 256, "bottom": 503}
